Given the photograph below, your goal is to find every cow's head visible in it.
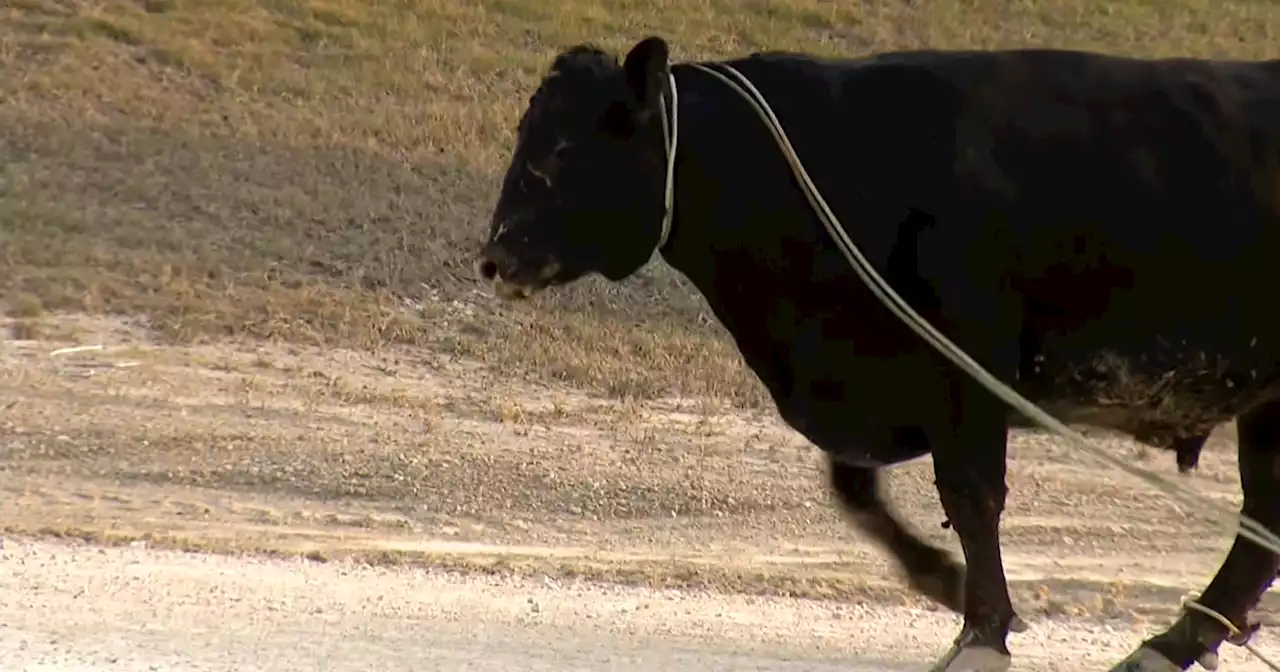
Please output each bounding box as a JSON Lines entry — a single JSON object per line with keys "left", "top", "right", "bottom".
{"left": 475, "top": 36, "right": 675, "bottom": 299}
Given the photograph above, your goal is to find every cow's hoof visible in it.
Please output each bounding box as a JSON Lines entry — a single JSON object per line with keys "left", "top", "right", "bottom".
{"left": 1108, "top": 646, "right": 1183, "bottom": 672}
{"left": 927, "top": 642, "right": 1012, "bottom": 672}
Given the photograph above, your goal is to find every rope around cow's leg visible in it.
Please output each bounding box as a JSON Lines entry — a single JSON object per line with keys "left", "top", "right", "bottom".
{"left": 1180, "top": 596, "right": 1278, "bottom": 671}
{"left": 1114, "top": 596, "right": 1279, "bottom": 671}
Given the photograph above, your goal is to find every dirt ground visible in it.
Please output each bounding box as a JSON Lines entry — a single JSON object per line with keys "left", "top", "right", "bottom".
{"left": 4, "top": 312, "right": 1279, "bottom": 669}
{"left": 3, "top": 538, "right": 1274, "bottom": 672}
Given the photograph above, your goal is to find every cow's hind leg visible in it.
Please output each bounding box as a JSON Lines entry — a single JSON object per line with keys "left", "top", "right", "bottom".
{"left": 1110, "top": 401, "right": 1280, "bottom": 671}
{"left": 828, "top": 458, "right": 966, "bottom": 612}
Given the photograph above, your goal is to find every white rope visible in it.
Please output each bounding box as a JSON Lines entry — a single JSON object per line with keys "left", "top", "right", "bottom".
{"left": 664, "top": 59, "right": 1279, "bottom": 664}
{"left": 654, "top": 72, "right": 679, "bottom": 253}
{"left": 1183, "top": 596, "right": 1280, "bottom": 670}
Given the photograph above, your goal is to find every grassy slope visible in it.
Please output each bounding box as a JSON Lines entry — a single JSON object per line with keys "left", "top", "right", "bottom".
{"left": 2, "top": 0, "right": 1277, "bottom": 407}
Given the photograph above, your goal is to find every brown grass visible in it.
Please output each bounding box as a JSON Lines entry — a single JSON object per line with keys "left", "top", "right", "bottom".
{"left": 3, "top": 0, "right": 1277, "bottom": 405}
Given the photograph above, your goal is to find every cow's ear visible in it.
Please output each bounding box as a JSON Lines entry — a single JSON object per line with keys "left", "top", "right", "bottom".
{"left": 622, "top": 36, "right": 670, "bottom": 115}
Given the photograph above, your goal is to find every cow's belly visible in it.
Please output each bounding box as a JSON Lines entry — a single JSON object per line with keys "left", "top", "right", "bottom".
{"left": 769, "top": 329, "right": 1278, "bottom": 462}
{"left": 1017, "top": 329, "right": 1279, "bottom": 440}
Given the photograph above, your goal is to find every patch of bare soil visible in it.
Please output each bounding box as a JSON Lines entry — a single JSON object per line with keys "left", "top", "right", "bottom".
{"left": 6, "top": 537, "right": 1278, "bottom": 671}
{"left": 2, "top": 314, "right": 1277, "bottom": 647}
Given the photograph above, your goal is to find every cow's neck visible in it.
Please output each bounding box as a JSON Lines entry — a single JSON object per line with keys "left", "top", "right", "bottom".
{"left": 655, "top": 56, "right": 833, "bottom": 295}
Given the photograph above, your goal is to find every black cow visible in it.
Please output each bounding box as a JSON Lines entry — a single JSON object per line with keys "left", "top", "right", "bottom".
{"left": 475, "top": 36, "right": 1280, "bottom": 671}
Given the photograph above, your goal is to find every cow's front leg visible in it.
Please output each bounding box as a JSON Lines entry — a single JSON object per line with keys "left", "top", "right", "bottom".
{"left": 828, "top": 457, "right": 965, "bottom": 612}
{"left": 928, "top": 373, "right": 1019, "bottom": 672}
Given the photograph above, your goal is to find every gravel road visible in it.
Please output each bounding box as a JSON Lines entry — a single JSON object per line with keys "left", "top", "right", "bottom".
{"left": 6, "top": 537, "right": 1275, "bottom": 672}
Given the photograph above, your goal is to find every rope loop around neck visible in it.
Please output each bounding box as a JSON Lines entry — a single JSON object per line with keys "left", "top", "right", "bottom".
{"left": 653, "top": 67, "right": 679, "bottom": 256}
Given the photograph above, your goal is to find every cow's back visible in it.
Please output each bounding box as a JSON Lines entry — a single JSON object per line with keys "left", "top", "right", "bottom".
{"left": 666, "top": 49, "right": 1280, "bottom": 462}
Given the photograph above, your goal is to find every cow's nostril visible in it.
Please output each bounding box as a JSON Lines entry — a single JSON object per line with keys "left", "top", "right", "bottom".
{"left": 476, "top": 258, "right": 499, "bottom": 281}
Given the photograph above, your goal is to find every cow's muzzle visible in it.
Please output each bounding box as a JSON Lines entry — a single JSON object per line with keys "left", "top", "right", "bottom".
{"left": 474, "top": 243, "right": 560, "bottom": 300}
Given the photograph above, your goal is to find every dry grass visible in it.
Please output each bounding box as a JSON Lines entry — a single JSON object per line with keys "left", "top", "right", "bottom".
{"left": 3, "top": 0, "right": 1277, "bottom": 404}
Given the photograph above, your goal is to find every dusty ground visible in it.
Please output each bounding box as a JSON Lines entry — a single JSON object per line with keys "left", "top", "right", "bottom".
{"left": 3, "top": 538, "right": 1273, "bottom": 672}
{"left": 4, "top": 313, "right": 1279, "bottom": 669}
